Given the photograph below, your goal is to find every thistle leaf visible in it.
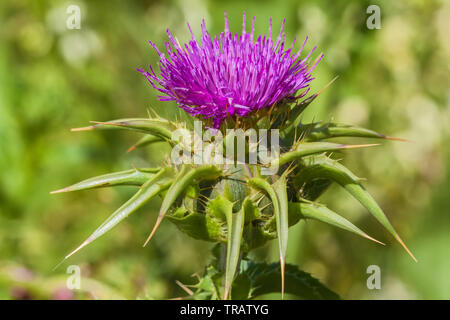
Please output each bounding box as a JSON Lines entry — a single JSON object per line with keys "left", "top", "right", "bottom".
{"left": 207, "top": 196, "right": 233, "bottom": 223}
{"left": 273, "top": 173, "right": 289, "bottom": 299}
{"left": 62, "top": 168, "right": 173, "bottom": 261}
{"left": 242, "top": 261, "right": 340, "bottom": 300}
{"left": 296, "top": 178, "right": 333, "bottom": 201}
{"left": 50, "top": 168, "right": 160, "bottom": 194}
{"left": 273, "top": 142, "right": 378, "bottom": 168}
{"left": 241, "top": 199, "right": 274, "bottom": 251}
{"left": 295, "top": 155, "right": 417, "bottom": 261}
{"left": 167, "top": 208, "right": 225, "bottom": 242}
{"left": 304, "top": 122, "right": 408, "bottom": 142}
{"left": 221, "top": 165, "right": 250, "bottom": 211}
{"left": 72, "top": 117, "right": 170, "bottom": 130}
{"left": 223, "top": 198, "right": 244, "bottom": 300}
{"left": 144, "top": 165, "right": 222, "bottom": 246}
{"left": 74, "top": 118, "right": 175, "bottom": 143}
{"left": 242, "top": 197, "right": 260, "bottom": 224}
{"left": 127, "top": 135, "right": 165, "bottom": 153}
{"left": 288, "top": 202, "right": 384, "bottom": 244}
{"left": 248, "top": 177, "right": 287, "bottom": 298}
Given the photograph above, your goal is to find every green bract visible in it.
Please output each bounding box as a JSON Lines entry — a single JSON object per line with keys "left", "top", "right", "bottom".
{"left": 53, "top": 92, "right": 415, "bottom": 300}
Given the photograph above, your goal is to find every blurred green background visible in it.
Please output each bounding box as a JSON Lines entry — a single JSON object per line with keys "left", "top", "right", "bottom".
{"left": 0, "top": 0, "right": 449, "bottom": 299}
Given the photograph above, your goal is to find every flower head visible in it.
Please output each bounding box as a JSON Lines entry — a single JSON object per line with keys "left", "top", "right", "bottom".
{"left": 139, "top": 12, "right": 322, "bottom": 128}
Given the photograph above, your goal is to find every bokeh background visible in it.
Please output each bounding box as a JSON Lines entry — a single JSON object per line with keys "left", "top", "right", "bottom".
{"left": 0, "top": 0, "right": 449, "bottom": 299}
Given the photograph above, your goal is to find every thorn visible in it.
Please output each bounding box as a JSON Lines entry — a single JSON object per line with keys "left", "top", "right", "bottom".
{"left": 143, "top": 216, "right": 163, "bottom": 247}
{"left": 306, "top": 53, "right": 323, "bottom": 74}
{"left": 198, "top": 194, "right": 210, "bottom": 201}
{"left": 71, "top": 125, "right": 96, "bottom": 132}
{"left": 280, "top": 256, "right": 285, "bottom": 300}
{"left": 260, "top": 202, "right": 272, "bottom": 211}
{"left": 316, "top": 75, "right": 339, "bottom": 96}
{"left": 383, "top": 135, "right": 412, "bottom": 143}
{"left": 284, "top": 162, "right": 297, "bottom": 177}
{"left": 90, "top": 121, "right": 121, "bottom": 126}
{"left": 223, "top": 285, "right": 230, "bottom": 300}
{"left": 343, "top": 143, "right": 380, "bottom": 149}
{"left": 362, "top": 233, "right": 385, "bottom": 246}
{"left": 126, "top": 144, "right": 137, "bottom": 153}
{"left": 52, "top": 258, "right": 66, "bottom": 271}
{"left": 394, "top": 233, "right": 418, "bottom": 262}
{"left": 53, "top": 238, "right": 92, "bottom": 271}
{"left": 65, "top": 238, "right": 92, "bottom": 260}
{"left": 255, "top": 197, "right": 265, "bottom": 206}
{"left": 50, "top": 186, "right": 72, "bottom": 194}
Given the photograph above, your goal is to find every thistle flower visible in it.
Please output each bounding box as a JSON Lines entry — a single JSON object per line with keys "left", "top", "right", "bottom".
{"left": 138, "top": 12, "right": 322, "bottom": 128}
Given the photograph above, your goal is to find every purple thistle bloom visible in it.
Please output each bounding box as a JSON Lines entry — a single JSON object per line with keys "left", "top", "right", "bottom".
{"left": 138, "top": 12, "right": 323, "bottom": 128}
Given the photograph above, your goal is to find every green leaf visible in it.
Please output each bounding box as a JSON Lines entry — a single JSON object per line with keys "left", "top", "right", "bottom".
{"left": 50, "top": 168, "right": 160, "bottom": 194}
{"left": 166, "top": 208, "right": 225, "bottom": 242}
{"left": 126, "top": 135, "right": 165, "bottom": 153}
{"left": 288, "top": 202, "right": 384, "bottom": 244}
{"left": 73, "top": 118, "right": 175, "bottom": 143}
{"left": 144, "top": 165, "right": 222, "bottom": 246}
{"left": 303, "top": 122, "right": 407, "bottom": 142}
{"left": 241, "top": 197, "right": 275, "bottom": 251}
{"left": 273, "top": 142, "right": 378, "bottom": 168}
{"left": 273, "top": 173, "right": 290, "bottom": 299}
{"left": 296, "top": 178, "right": 333, "bottom": 201}
{"left": 62, "top": 168, "right": 173, "bottom": 261}
{"left": 192, "top": 265, "right": 222, "bottom": 300}
{"left": 207, "top": 196, "right": 233, "bottom": 223}
{"left": 243, "top": 261, "right": 340, "bottom": 300}
{"left": 230, "top": 273, "right": 251, "bottom": 300}
{"left": 248, "top": 179, "right": 280, "bottom": 231}
{"left": 294, "top": 155, "right": 417, "bottom": 261}
{"left": 242, "top": 197, "right": 260, "bottom": 224}
{"left": 223, "top": 198, "right": 244, "bottom": 300}
{"left": 248, "top": 177, "right": 287, "bottom": 297}
{"left": 222, "top": 165, "right": 250, "bottom": 212}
